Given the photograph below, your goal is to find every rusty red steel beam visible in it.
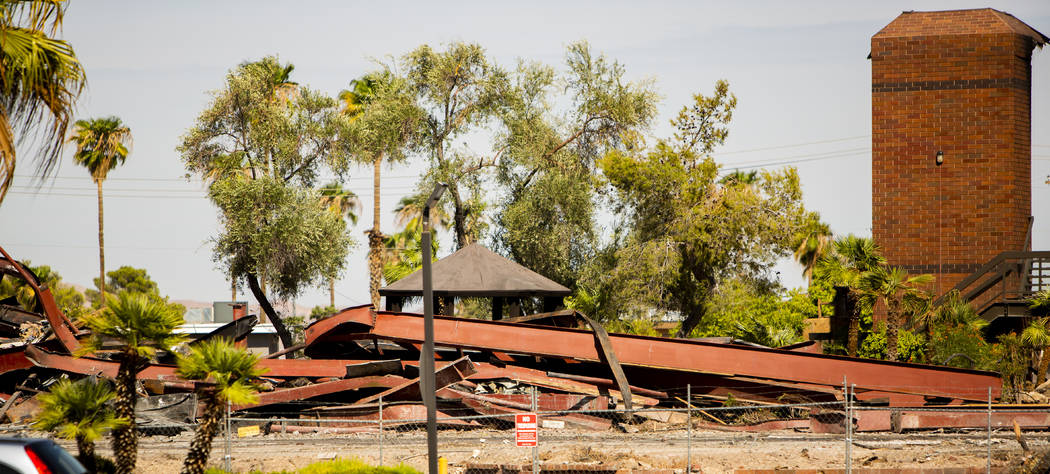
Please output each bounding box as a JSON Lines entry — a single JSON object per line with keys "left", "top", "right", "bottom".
{"left": 354, "top": 357, "right": 476, "bottom": 405}
{"left": 0, "top": 346, "right": 33, "bottom": 375}
{"left": 234, "top": 375, "right": 409, "bottom": 411}
{"left": 468, "top": 363, "right": 660, "bottom": 406}
{"left": 302, "top": 403, "right": 479, "bottom": 428}
{"left": 305, "top": 307, "right": 1001, "bottom": 402}
{"left": 451, "top": 390, "right": 612, "bottom": 431}
{"left": 855, "top": 409, "right": 1050, "bottom": 432}
{"left": 543, "top": 371, "right": 669, "bottom": 399}
{"left": 25, "top": 345, "right": 380, "bottom": 381}
{"left": 0, "top": 245, "right": 80, "bottom": 353}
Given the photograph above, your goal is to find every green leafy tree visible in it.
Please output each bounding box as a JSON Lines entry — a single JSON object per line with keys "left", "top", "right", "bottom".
{"left": 928, "top": 321, "right": 993, "bottom": 369}
{"left": 493, "top": 43, "right": 658, "bottom": 290}
{"left": 695, "top": 277, "right": 830, "bottom": 346}
{"left": 815, "top": 235, "right": 886, "bottom": 356}
{"left": 176, "top": 339, "right": 263, "bottom": 474}
{"left": 0, "top": 0, "right": 86, "bottom": 204}
{"left": 0, "top": 261, "right": 86, "bottom": 320}
{"left": 179, "top": 57, "right": 354, "bottom": 349}
{"left": 596, "top": 81, "right": 814, "bottom": 337}
{"left": 33, "top": 377, "right": 126, "bottom": 473}
{"left": 1022, "top": 318, "right": 1050, "bottom": 385}
{"left": 858, "top": 266, "right": 932, "bottom": 362}
{"left": 68, "top": 116, "right": 132, "bottom": 300}
{"left": 78, "top": 292, "right": 185, "bottom": 474}
{"left": 858, "top": 324, "right": 927, "bottom": 363}
{"left": 403, "top": 42, "right": 507, "bottom": 248}
{"left": 338, "top": 71, "right": 423, "bottom": 308}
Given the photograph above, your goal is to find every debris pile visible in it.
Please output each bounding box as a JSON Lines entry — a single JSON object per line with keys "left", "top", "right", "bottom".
{"left": 3, "top": 243, "right": 1044, "bottom": 434}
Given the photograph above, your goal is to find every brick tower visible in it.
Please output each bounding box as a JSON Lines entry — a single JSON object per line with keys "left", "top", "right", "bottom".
{"left": 871, "top": 9, "right": 1047, "bottom": 295}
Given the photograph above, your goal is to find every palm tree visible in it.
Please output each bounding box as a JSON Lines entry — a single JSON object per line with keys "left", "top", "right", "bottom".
{"left": 339, "top": 75, "right": 386, "bottom": 308}
{"left": 78, "top": 292, "right": 185, "bottom": 474}
{"left": 0, "top": 0, "right": 86, "bottom": 205}
{"left": 393, "top": 192, "right": 451, "bottom": 232}
{"left": 815, "top": 235, "right": 886, "bottom": 356}
{"left": 1022, "top": 318, "right": 1050, "bottom": 385}
{"left": 859, "top": 266, "right": 933, "bottom": 362}
{"left": 919, "top": 289, "right": 986, "bottom": 362}
{"left": 34, "top": 377, "right": 127, "bottom": 473}
{"left": 792, "top": 219, "right": 832, "bottom": 284}
{"left": 1031, "top": 289, "right": 1050, "bottom": 317}
{"left": 176, "top": 338, "right": 264, "bottom": 474}
{"left": 68, "top": 117, "right": 132, "bottom": 300}
{"left": 318, "top": 181, "right": 359, "bottom": 307}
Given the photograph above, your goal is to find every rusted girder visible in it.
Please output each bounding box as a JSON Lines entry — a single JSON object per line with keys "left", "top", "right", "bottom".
{"left": 25, "top": 345, "right": 381, "bottom": 380}
{"left": 306, "top": 306, "right": 1001, "bottom": 402}
{"left": 354, "top": 357, "right": 476, "bottom": 405}
{"left": 234, "top": 375, "right": 409, "bottom": 411}
{"left": 302, "top": 403, "right": 480, "bottom": 428}
{"left": 0, "top": 245, "right": 80, "bottom": 353}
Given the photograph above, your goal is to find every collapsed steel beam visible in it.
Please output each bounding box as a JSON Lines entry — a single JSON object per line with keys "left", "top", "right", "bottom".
{"left": 305, "top": 306, "right": 1001, "bottom": 402}
{"left": 234, "top": 375, "right": 408, "bottom": 411}
{"left": 354, "top": 357, "right": 476, "bottom": 405}
{"left": 24, "top": 345, "right": 381, "bottom": 380}
{"left": 0, "top": 245, "right": 80, "bottom": 353}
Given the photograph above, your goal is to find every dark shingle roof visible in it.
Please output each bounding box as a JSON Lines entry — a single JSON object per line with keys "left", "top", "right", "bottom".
{"left": 378, "top": 243, "right": 571, "bottom": 297}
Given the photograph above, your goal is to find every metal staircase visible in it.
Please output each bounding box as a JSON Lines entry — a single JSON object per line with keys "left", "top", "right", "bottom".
{"left": 936, "top": 219, "right": 1048, "bottom": 326}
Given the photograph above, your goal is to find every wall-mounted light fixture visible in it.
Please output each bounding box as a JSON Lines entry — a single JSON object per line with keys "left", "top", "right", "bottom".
{"left": 935, "top": 150, "right": 944, "bottom": 166}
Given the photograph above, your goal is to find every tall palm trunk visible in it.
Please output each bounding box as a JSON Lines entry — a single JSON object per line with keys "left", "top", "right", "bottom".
{"left": 886, "top": 304, "right": 901, "bottom": 362}
{"left": 846, "top": 291, "right": 860, "bottom": 357}
{"left": 181, "top": 391, "right": 224, "bottom": 474}
{"left": 1038, "top": 346, "right": 1050, "bottom": 386}
{"left": 111, "top": 352, "right": 138, "bottom": 474}
{"left": 367, "top": 155, "right": 383, "bottom": 308}
{"left": 96, "top": 179, "right": 106, "bottom": 298}
{"left": 75, "top": 434, "right": 96, "bottom": 473}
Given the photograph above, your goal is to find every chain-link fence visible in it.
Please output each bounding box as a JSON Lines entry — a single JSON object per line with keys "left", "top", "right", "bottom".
{"left": 7, "top": 385, "right": 1050, "bottom": 473}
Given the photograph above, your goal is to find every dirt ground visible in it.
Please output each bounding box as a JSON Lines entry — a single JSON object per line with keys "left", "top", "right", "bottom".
{"left": 31, "top": 426, "right": 1040, "bottom": 474}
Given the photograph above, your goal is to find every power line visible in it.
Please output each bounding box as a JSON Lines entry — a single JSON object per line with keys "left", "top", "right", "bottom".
{"left": 712, "top": 135, "right": 869, "bottom": 156}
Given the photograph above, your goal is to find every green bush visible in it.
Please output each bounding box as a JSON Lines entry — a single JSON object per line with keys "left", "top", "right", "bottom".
{"left": 205, "top": 457, "right": 420, "bottom": 474}
{"left": 857, "top": 324, "right": 926, "bottom": 362}
{"left": 927, "top": 323, "right": 994, "bottom": 369}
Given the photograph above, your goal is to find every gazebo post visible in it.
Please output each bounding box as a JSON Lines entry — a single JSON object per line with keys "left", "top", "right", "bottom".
{"left": 492, "top": 297, "right": 504, "bottom": 321}
{"left": 508, "top": 297, "right": 521, "bottom": 318}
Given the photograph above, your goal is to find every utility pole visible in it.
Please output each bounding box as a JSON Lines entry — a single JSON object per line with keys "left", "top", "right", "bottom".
{"left": 421, "top": 183, "right": 447, "bottom": 474}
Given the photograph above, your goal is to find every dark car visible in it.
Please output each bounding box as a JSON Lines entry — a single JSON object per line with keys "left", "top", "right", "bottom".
{"left": 0, "top": 438, "right": 86, "bottom": 474}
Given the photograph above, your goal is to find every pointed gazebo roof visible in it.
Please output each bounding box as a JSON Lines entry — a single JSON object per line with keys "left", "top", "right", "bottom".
{"left": 379, "top": 243, "right": 571, "bottom": 298}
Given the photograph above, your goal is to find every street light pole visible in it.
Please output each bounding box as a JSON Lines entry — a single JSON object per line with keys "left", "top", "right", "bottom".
{"left": 421, "top": 182, "right": 446, "bottom": 474}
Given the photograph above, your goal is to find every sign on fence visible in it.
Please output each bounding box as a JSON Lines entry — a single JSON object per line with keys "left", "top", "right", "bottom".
{"left": 515, "top": 413, "right": 538, "bottom": 447}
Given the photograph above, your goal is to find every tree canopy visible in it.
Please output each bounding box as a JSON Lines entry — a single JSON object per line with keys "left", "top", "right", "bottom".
{"left": 592, "top": 80, "right": 816, "bottom": 337}
{"left": 178, "top": 57, "right": 354, "bottom": 348}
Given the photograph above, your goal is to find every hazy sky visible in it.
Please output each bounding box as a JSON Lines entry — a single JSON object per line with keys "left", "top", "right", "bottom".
{"left": 1, "top": 1, "right": 1048, "bottom": 311}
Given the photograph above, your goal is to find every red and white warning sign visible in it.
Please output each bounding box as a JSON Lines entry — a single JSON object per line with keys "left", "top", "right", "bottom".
{"left": 515, "top": 413, "right": 538, "bottom": 447}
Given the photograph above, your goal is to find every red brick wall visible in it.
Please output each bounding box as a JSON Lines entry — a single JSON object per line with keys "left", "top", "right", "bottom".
{"left": 871, "top": 11, "right": 1036, "bottom": 296}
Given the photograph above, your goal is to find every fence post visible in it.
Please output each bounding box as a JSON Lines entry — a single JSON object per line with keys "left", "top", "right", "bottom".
{"left": 987, "top": 386, "right": 992, "bottom": 474}
{"left": 532, "top": 387, "right": 538, "bottom": 474}
{"left": 384, "top": 393, "right": 388, "bottom": 466}
{"left": 686, "top": 383, "right": 692, "bottom": 473}
{"left": 844, "top": 377, "right": 851, "bottom": 474}
{"left": 224, "top": 398, "right": 232, "bottom": 472}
